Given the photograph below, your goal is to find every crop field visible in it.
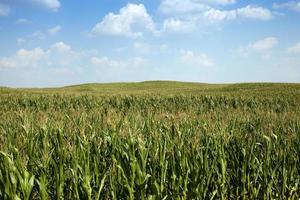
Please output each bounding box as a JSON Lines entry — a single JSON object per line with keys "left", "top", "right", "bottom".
{"left": 0, "top": 81, "right": 300, "bottom": 199}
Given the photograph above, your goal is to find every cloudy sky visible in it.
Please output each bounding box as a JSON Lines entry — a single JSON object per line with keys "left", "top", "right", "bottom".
{"left": 0, "top": 0, "right": 300, "bottom": 87}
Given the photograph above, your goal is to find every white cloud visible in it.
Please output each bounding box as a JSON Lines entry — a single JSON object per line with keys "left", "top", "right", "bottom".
{"left": 15, "top": 31, "right": 45, "bottom": 46}
{"left": 159, "top": 0, "right": 273, "bottom": 19}
{"left": 160, "top": 6, "right": 271, "bottom": 33}
{"left": 209, "top": 0, "right": 236, "bottom": 4}
{"left": 17, "top": 26, "right": 61, "bottom": 46}
{"left": 250, "top": 37, "right": 278, "bottom": 51}
{"left": 91, "top": 3, "right": 155, "bottom": 39}
{"left": 0, "top": 48, "right": 45, "bottom": 69}
{"left": 16, "top": 18, "right": 32, "bottom": 24}
{"left": 237, "top": 37, "right": 278, "bottom": 58}
{"left": 0, "top": 43, "right": 150, "bottom": 86}
{"left": 0, "top": 42, "right": 76, "bottom": 69}
{"left": 273, "top": 1, "right": 300, "bottom": 13}
{"left": 0, "top": 41, "right": 145, "bottom": 70}
{"left": 48, "top": 25, "right": 61, "bottom": 35}
{"left": 158, "top": 0, "right": 237, "bottom": 15}
{"left": 203, "top": 6, "right": 273, "bottom": 22}
{"left": 288, "top": 42, "right": 300, "bottom": 54}
{"left": 161, "top": 18, "right": 194, "bottom": 33}
{"left": 180, "top": 50, "right": 215, "bottom": 67}
{"left": 91, "top": 56, "right": 145, "bottom": 69}
{"left": 91, "top": 56, "right": 127, "bottom": 69}
{"left": 203, "top": 8, "right": 237, "bottom": 22}
{"left": 50, "top": 41, "right": 71, "bottom": 53}
{"left": 158, "top": 0, "right": 209, "bottom": 15}
{"left": 31, "top": 0, "right": 61, "bottom": 11}
{"left": 236, "top": 5, "right": 273, "bottom": 20}
{"left": 47, "top": 42, "right": 78, "bottom": 66}
{"left": 90, "top": 2, "right": 271, "bottom": 37}
{"left": 158, "top": 1, "right": 273, "bottom": 33}
{"left": 0, "top": 3, "right": 10, "bottom": 16}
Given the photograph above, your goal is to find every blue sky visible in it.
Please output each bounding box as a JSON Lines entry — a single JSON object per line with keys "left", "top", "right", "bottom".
{"left": 0, "top": 0, "right": 300, "bottom": 87}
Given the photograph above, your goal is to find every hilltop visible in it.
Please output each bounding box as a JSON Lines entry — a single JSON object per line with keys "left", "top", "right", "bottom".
{"left": 1, "top": 81, "right": 300, "bottom": 95}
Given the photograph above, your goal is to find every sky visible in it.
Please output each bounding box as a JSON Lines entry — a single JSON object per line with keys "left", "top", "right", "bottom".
{"left": 0, "top": 0, "right": 300, "bottom": 87}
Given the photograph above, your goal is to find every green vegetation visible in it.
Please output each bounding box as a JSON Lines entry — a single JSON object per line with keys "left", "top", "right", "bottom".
{"left": 0, "top": 81, "right": 300, "bottom": 199}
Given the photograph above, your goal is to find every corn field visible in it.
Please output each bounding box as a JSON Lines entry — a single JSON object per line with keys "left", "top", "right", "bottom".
{"left": 0, "top": 83, "right": 300, "bottom": 199}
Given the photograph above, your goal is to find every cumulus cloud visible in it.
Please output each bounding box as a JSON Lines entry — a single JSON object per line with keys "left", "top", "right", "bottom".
{"left": 158, "top": 0, "right": 237, "bottom": 16}
{"left": 203, "top": 0, "right": 236, "bottom": 5}
{"left": 273, "top": 1, "right": 300, "bottom": 13}
{"left": 91, "top": 56, "right": 145, "bottom": 69}
{"left": 161, "top": 18, "right": 194, "bottom": 33}
{"left": 16, "top": 31, "right": 46, "bottom": 46}
{"left": 203, "top": 5, "right": 273, "bottom": 23}
{"left": 17, "top": 26, "right": 62, "bottom": 46}
{"left": 250, "top": 37, "right": 278, "bottom": 51}
{"left": 0, "top": 42, "right": 76, "bottom": 69}
{"left": 48, "top": 25, "right": 61, "bottom": 35}
{"left": 0, "top": 48, "right": 45, "bottom": 69}
{"left": 0, "top": 3, "right": 10, "bottom": 16}
{"left": 212, "top": 0, "right": 236, "bottom": 4}
{"left": 157, "top": 0, "right": 273, "bottom": 33}
{"left": 48, "top": 42, "right": 78, "bottom": 66}
{"left": 180, "top": 50, "right": 215, "bottom": 67}
{"left": 31, "top": 0, "right": 60, "bottom": 11}
{"left": 203, "top": 8, "right": 236, "bottom": 22}
{"left": 1, "top": 41, "right": 146, "bottom": 70}
{"left": 50, "top": 42, "right": 71, "bottom": 53}
{"left": 91, "top": 57, "right": 126, "bottom": 69}
{"left": 160, "top": 5, "right": 273, "bottom": 33}
{"left": 91, "top": 3, "right": 155, "bottom": 39}
{"left": 89, "top": 2, "right": 272, "bottom": 36}
{"left": 158, "top": 0, "right": 210, "bottom": 15}
{"left": 288, "top": 42, "right": 300, "bottom": 54}
{"left": 236, "top": 5, "right": 273, "bottom": 20}
{"left": 237, "top": 37, "right": 278, "bottom": 58}
{"left": 159, "top": 0, "right": 271, "bottom": 20}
